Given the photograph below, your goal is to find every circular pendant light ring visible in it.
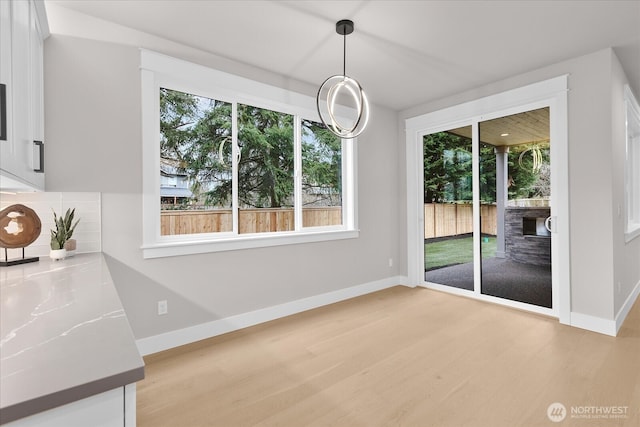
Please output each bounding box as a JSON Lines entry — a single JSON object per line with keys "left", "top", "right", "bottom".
{"left": 317, "top": 75, "right": 369, "bottom": 138}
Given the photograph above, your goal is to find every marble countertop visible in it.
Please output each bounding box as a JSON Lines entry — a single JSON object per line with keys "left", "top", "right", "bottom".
{"left": 0, "top": 253, "right": 144, "bottom": 424}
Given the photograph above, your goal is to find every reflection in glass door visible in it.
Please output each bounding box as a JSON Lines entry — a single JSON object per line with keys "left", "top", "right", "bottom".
{"left": 479, "top": 108, "right": 552, "bottom": 308}
{"left": 423, "top": 126, "right": 475, "bottom": 290}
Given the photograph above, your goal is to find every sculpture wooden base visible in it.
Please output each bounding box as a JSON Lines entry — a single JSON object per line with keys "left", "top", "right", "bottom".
{"left": 0, "top": 256, "right": 39, "bottom": 267}
{"left": 1, "top": 247, "right": 39, "bottom": 267}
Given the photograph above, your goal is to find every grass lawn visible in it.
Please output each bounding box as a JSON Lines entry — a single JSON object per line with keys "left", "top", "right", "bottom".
{"left": 425, "top": 235, "right": 496, "bottom": 271}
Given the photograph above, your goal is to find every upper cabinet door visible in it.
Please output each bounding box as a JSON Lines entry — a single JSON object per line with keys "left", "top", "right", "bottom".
{"left": 0, "top": 0, "right": 47, "bottom": 191}
{"left": 31, "top": 0, "right": 44, "bottom": 143}
{"left": 0, "top": 1, "right": 12, "bottom": 143}
{"left": 11, "top": 0, "right": 33, "bottom": 177}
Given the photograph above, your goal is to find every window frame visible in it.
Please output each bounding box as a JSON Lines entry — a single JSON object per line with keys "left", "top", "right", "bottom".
{"left": 141, "top": 50, "right": 358, "bottom": 258}
{"left": 624, "top": 85, "right": 640, "bottom": 243}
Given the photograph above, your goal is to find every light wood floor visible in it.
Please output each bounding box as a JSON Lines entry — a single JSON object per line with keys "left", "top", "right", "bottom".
{"left": 137, "top": 286, "right": 640, "bottom": 427}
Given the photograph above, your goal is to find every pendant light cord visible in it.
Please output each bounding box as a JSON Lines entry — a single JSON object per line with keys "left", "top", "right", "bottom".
{"left": 343, "top": 31, "right": 347, "bottom": 77}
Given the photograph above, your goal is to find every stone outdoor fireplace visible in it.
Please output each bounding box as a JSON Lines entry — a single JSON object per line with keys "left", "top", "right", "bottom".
{"left": 504, "top": 206, "right": 551, "bottom": 266}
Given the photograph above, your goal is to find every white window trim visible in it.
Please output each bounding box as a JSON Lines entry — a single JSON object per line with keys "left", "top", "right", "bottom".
{"left": 624, "top": 85, "right": 640, "bottom": 243}
{"left": 140, "top": 49, "right": 358, "bottom": 258}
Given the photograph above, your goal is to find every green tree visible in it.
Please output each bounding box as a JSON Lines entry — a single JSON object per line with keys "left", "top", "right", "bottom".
{"left": 423, "top": 132, "right": 473, "bottom": 203}
{"left": 301, "top": 119, "right": 342, "bottom": 206}
{"left": 508, "top": 145, "right": 550, "bottom": 199}
{"left": 237, "top": 105, "right": 294, "bottom": 208}
{"left": 159, "top": 88, "right": 342, "bottom": 210}
{"left": 479, "top": 143, "right": 497, "bottom": 203}
{"left": 424, "top": 132, "right": 550, "bottom": 203}
{"left": 160, "top": 88, "right": 232, "bottom": 206}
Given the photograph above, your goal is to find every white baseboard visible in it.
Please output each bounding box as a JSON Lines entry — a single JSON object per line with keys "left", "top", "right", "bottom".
{"left": 615, "top": 279, "right": 640, "bottom": 334}
{"left": 570, "top": 312, "right": 617, "bottom": 336}
{"left": 572, "top": 280, "right": 640, "bottom": 337}
{"left": 136, "top": 275, "right": 409, "bottom": 356}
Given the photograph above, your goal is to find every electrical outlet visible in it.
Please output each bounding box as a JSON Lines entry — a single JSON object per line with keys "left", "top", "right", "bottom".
{"left": 617, "top": 282, "right": 621, "bottom": 294}
{"left": 388, "top": 258, "right": 393, "bottom": 267}
{"left": 157, "top": 300, "right": 168, "bottom": 315}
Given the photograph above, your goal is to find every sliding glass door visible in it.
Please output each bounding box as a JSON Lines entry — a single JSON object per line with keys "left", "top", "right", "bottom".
{"left": 423, "top": 126, "right": 475, "bottom": 290}
{"left": 478, "top": 108, "right": 552, "bottom": 308}
{"left": 423, "top": 107, "right": 553, "bottom": 310}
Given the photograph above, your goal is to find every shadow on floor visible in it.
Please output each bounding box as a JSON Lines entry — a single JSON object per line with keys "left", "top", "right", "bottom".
{"left": 425, "top": 257, "right": 552, "bottom": 308}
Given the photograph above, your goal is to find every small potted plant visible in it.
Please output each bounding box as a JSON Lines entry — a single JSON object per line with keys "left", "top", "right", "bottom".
{"left": 50, "top": 208, "right": 80, "bottom": 260}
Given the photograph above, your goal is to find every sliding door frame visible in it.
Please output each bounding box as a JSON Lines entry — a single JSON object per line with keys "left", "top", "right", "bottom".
{"left": 405, "top": 75, "right": 570, "bottom": 324}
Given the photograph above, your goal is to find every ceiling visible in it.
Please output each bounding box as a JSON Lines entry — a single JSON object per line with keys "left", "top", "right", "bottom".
{"left": 46, "top": 0, "right": 640, "bottom": 111}
{"left": 449, "top": 108, "right": 550, "bottom": 147}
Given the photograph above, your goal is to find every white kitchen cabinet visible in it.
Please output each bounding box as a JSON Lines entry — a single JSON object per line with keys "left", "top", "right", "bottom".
{"left": 4, "top": 385, "right": 137, "bottom": 427}
{"left": 0, "top": 0, "right": 48, "bottom": 191}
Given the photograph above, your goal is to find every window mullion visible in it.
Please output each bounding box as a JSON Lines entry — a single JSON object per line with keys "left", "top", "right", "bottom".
{"left": 342, "top": 138, "right": 348, "bottom": 228}
{"left": 232, "top": 102, "right": 239, "bottom": 235}
{"left": 294, "top": 116, "right": 302, "bottom": 231}
{"left": 343, "top": 137, "right": 354, "bottom": 229}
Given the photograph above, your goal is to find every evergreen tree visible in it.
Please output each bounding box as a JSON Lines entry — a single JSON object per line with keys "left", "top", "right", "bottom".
{"left": 159, "top": 88, "right": 341, "bottom": 210}
{"left": 424, "top": 131, "right": 550, "bottom": 203}
{"left": 423, "top": 132, "right": 472, "bottom": 203}
{"left": 301, "top": 119, "right": 342, "bottom": 206}
{"left": 237, "top": 104, "right": 294, "bottom": 208}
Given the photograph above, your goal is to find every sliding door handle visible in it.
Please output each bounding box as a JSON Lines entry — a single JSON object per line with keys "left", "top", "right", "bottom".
{"left": 545, "top": 216, "right": 555, "bottom": 233}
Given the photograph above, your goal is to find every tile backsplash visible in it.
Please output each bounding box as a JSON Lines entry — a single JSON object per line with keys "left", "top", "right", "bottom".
{"left": 1, "top": 192, "right": 101, "bottom": 259}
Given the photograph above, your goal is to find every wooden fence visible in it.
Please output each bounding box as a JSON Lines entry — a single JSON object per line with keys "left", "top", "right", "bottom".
{"left": 161, "top": 207, "right": 342, "bottom": 236}
{"left": 161, "top": 204, "right": 494, "bottom": 238}
{"left": 424, "top": 203, "right": 497, "bottom": 239}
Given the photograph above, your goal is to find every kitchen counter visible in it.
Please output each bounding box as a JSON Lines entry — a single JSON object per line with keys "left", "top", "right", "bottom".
{"left": 0, "top": 253, "right": 144, "bottom": 425}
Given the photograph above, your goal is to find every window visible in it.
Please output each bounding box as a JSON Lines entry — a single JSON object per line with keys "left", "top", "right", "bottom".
{"left": 302, "top": 119, "right": 343, "bottom": 227}
{"left": 159, "top": 88, "right": 232, "bottom": 232}
{"left": 237, "top": 104, "right": 295, "bottom": 234}
{"left": 625, "top": 85, "right": 640, "bottom": 242}
{"left": 141, "top": 50, "right": 357, "bottom": 258}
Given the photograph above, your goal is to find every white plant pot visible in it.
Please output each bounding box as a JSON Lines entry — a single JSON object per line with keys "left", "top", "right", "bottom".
{"left": 64, "top": 239, "right": 77, "bottom": 257}
{"left": 49, "top": 248, "right": 67, "bottom": 261}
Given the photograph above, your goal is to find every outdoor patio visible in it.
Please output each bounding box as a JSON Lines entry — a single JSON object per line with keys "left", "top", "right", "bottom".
{"left": 425, "top": 257, "right": 552, "bottom": 308}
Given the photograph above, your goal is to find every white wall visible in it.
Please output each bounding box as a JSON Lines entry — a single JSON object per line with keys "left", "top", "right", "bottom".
{"left": 611, "top": 53, "right": 640, "bottom": 319}
{"left": 398, "top": 48, "right": 640, "bottom": 328}
{"left": 43, "top": 30, "right": 400, "bottom": 341}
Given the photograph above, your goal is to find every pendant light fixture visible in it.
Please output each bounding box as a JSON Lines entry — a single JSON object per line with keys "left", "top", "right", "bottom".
{"left": 316, "top": 19, "right": 369, "bottom": 139}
